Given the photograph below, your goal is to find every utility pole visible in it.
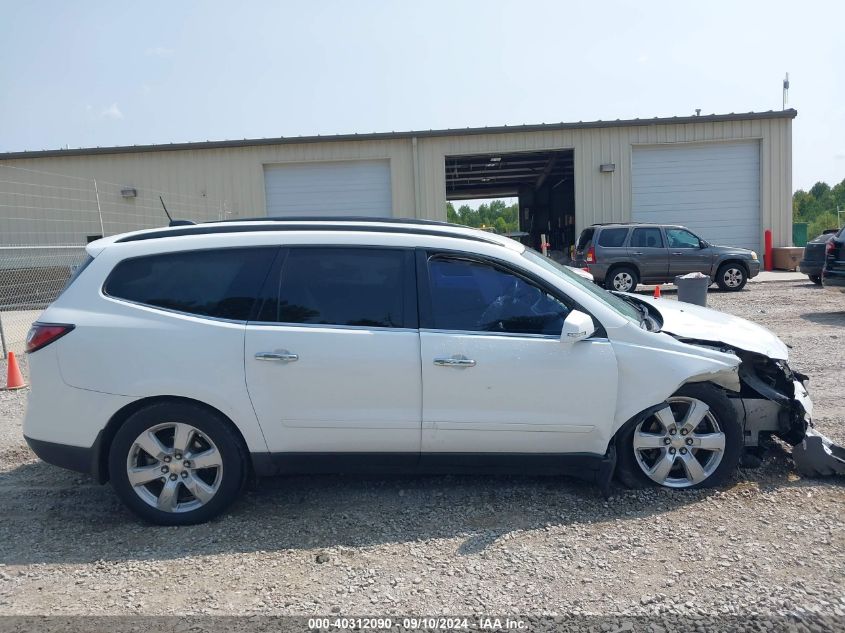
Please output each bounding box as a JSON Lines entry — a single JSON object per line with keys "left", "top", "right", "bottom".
{"left": 782, "top": 73, "right": 790, "bottom": 110}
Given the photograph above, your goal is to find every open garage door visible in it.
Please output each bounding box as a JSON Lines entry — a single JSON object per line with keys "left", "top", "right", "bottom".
{"left": 632, "top": 141, "right": 761, "bottom": 252}
{"left": 264, "top": 159, "right": 392, "bottom": 217}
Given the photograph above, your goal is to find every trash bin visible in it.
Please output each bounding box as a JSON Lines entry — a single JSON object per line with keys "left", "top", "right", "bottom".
{"left": 675, "top": 272, "right": 710, "bottom": 307}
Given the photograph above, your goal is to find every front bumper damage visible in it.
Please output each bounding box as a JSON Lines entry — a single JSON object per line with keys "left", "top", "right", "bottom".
{"left": 734, "top": 352, "right": 844, "bottom": 476}
{"left": 678, "top": 340, "right": 845, "bottom": 477}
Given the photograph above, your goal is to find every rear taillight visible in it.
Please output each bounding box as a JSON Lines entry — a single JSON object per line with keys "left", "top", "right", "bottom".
{"left": 25, "top": 323, "right": 75, "bottom": 353}
{"left": 586, "top": 246, "right": 596, "bottom": 263}
{"left": 827, "top": 240, "right": 837, "bottom": 255}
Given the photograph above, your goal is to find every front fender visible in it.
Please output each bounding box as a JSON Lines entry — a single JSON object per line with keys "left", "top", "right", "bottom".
{"left": 610, "top": 332, "right": 740, "bottom": 436}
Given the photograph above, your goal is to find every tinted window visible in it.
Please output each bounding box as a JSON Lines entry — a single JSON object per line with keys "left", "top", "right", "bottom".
{"left": 597, "top": 228, "right": 629, "bottom": 247}
{"left": 666, "top": 229, "right": 701, "bottom": 249}
{"left": 105, "top": 247, "right": 276, "bottom": 320}
{"left": 259, "top": 248, "right": 407, "bottom": 328}
{"left": 576, "top": 228, "right": 595, "bottom": 250}
{"left": 630, "top": 227, "right": 664, "bottom": 248}
{"left": 427, "top": 256, "right": 569, "bottom": 335}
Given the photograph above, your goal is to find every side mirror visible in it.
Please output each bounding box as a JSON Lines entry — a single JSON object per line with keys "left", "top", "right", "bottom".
{"left": 561, "top": 310, "right": 596, "bottom": 344}
{"left": 699, "top": 240, "right": 708, "bottom": 249}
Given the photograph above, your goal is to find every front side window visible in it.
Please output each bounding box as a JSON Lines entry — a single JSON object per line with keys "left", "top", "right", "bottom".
{"left": 258, "top": 247, "right": 408, "bottom": 328}
{"left": 426, "top": 256, "right": 569, "bottom": 335}
{"left": 104, "top": 247, "right": 277, "bottom": 320}
{"left": 666, "top": 228, "right": 701, "bottom": 249}
{"left": 630, "top": 227, "right": 664, "bottom": 248}
{"left": 597, "top": 228, "right": 629, "bottom": 247}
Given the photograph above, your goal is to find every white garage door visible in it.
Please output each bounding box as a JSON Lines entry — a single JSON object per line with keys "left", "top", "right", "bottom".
{"left": 632, "top": 141, "right": 760, "bottom": 252}
{"left": 264, "top": 160, "right": 392, "bottom": 217}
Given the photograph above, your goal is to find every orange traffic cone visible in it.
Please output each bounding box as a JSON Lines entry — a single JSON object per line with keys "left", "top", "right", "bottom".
{"left": 653, "top": 285, "right": 662, "bottom": 299}
{"left": 4, "top": 351, "right": 26, "bottom": 390}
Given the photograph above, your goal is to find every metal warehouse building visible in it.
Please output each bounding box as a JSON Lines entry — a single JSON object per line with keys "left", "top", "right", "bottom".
{"left": 0, "top": 109, "right": 796, "bottom": 255}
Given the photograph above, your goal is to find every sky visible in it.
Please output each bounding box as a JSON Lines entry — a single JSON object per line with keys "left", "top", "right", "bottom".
{"left": 1, "top": 0, "right": 843, "bottom": 193}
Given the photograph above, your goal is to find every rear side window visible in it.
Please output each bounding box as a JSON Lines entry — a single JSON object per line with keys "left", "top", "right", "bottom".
{"left": 257, "top": 247, "right": 411, "bottom": 328}
{"left": 576, "top": 228, "right": 595, "bottom": 250}
{"left": 630, "top": 227, "right": 664, "bottom": 248}
{"left": 104, "top": 247, "right": 277, "bottom": 320}
{"left": 597, "top": 228, "right": 629, "bottom": 247}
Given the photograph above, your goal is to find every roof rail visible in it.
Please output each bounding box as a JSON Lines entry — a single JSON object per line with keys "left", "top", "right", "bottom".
{"left": 213, "top": 215, "right": 456, "bottom": 227}
{"left": 114, "top": 220, "right": 505, "bottom": 246}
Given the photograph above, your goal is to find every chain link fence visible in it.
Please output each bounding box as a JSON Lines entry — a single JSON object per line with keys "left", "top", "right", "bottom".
{"left": 0, "top": 164, "right": 231, "bottom": 356}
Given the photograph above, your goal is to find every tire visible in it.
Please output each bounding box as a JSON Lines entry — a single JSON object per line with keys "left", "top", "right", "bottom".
{"left": 810, "top": 275, "right": 822, "bottom": 285}
{"left": 715, "top": 262, "right": 748, "bottom": 291}
{"left": 604, "top": 266, "right": 639, "bottom": 292}
{"left": 616, "top": 383, "right": 743, "bottom": 490}
{"left": 108, "top": 401, "right": 248, "bottom": 525}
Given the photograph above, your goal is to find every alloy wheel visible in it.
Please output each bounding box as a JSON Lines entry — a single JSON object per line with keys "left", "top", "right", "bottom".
{"left": 125, "top": 422, "right": 223, "bottom": 513}
{"left": 613, "top": 272, "right": 634, "bottom": 292}
{"left": 632, "top": 396, "right": 726, "bottom": 488}
{"left": 722, "top": 267, "right": 744, "bottom": 288}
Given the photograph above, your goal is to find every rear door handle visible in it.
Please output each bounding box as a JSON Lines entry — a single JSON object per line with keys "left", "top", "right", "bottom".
{"left": 631, "top": 251, "right": 643, "bottom": 255}
{"left": 672, "top": 252, "right": 684, "bottom": 256}
{"left": 433, "top": 355, "right": 476, "bottom": 368}
{"left": 255, "top": 351, "right": 299, "bottom": 362}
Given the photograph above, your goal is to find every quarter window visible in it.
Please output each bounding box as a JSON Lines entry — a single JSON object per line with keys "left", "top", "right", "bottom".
{"left": 258, "top": 247, "right": 408, "bottom": 328}
{"left": 426, "top": 256, "right": 569, "bottom": 335}
{"left": 104, "top": 247, "right": 277, "bottom": 320}
{"left": 597, "top": 228, "right": 629, "bottom": 247}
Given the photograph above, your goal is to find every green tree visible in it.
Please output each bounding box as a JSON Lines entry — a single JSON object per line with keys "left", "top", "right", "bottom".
{"left": 793, "top": 178, "right": 844, "bottom": 237}
{"left": 445, "top": 199, "right": 520, "bottom": 234}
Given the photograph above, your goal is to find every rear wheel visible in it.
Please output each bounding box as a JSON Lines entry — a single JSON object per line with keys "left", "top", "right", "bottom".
{"left": 604, "top": 266, "right": 639, "bottom": 293}
{"left": 108, "top": 402, "right": 247, "bottom": 525}
{"left": 810, "top": 275, "right": 822, "bottom": 285}
{"left": 716, "top": 263, "right": 748, "bottom": 291}
{"left": 617, "top": 384, "right": 743, "bottom": 489}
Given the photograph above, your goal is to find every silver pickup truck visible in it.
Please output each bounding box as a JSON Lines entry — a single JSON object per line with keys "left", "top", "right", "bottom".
{"left": 574, "top": 223, "right": 761, "bottom": 292}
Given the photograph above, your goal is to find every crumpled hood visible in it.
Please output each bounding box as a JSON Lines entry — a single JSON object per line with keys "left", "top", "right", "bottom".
{"left": 632, "top": 295, "right": 789, "bottom": 360}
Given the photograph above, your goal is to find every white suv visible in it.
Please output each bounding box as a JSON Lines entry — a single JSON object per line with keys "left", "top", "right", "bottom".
{"left": 24, "top": 218, "right": 814, "bottom": 524}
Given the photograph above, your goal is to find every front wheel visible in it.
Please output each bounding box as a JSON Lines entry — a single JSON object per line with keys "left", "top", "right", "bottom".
{"left": 716, "top": 263, "right": 748, "bottom": 291}
{"left": 108, "top": 402, "right": 248, "bottom": 525}
{"left": 809, "top": 275, "right": 822, "bottom": 285}
{"left": 616, "top": 384, "right": 743, "bottom": 489}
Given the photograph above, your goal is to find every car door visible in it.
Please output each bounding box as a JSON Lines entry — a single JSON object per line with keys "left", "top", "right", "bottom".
{"left": 244, "top": 246, "right": 422, "bottom": 455}
{"left": 627, "top": 227, "right": 669, "bottom": 283}
{"left": 417, "top": 251, "right": 618, "bottom": 458}
{"left": 666, "top": 227, "right": 713, "bottom": 276}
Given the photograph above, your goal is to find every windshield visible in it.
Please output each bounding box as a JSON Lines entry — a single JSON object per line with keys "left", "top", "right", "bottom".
{"left": 521, "top": 249, "right": 642, "bottom": 323}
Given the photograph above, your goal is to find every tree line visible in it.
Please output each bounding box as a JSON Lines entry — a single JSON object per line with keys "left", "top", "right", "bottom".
{"left": 793, "top": 178, "right": 845, "bottom": 239}
{"left": 446, "top": 200, "right": 519, "bottom": 234}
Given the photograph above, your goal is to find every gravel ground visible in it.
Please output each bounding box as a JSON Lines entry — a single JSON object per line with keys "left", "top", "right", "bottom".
{"left": 0, "top": 279, "right": 842, "bottom": 626}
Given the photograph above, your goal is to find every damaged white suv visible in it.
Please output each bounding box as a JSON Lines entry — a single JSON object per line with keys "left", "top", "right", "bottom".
{"left": 23, "top": 218, "right": 835, "bottom": 525}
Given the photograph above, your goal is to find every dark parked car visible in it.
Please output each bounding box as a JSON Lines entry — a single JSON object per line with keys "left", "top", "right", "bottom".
{"left": 574, "top": 223, "right": 761, "bottom": 292}
{"left": 822, "top": 227, "right": 845, "bottom": 293}
{"left": 800, "top": 229, "right": 839, "bottom": 284}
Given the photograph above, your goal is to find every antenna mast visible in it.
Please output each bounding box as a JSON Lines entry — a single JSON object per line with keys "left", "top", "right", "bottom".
{"left": 782, "top": 73, "right": 790, "bottom": 110}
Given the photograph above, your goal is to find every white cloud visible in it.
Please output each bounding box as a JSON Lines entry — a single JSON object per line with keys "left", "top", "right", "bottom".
{"left": 100, "top": 103, "right": 124, "bottom": 120}
{"left": 145, "top": 46, "right": 174, "bottom": 57}
{"left": 637, "top": 54, "right": 649, "bottom": 64}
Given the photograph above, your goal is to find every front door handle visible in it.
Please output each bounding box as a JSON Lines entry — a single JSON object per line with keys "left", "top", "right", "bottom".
{"left": 255, "top": 351, "right": 299, "bottom": 362}
{"left": 631, "top": 251, "right": 643, "bottom": 255}
{"left": 433, "top": 355, "right": 476, "bottom": 368}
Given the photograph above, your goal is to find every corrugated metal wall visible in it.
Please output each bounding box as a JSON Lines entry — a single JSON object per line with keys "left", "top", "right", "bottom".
{"left": 0, "top": 115, "right": 794, "bottom": 247}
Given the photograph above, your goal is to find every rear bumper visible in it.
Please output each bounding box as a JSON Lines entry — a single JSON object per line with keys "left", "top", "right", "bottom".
{"left": 24, "top": 434, "right": 103, "bottom": 480}
{"left": 799, "top": 260, "right": 823, "bottom": 276}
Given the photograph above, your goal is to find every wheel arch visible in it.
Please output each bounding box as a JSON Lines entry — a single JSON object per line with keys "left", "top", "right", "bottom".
{"left": 716, "top": 258, "right": 750, "bottom": 276}
{"left": 605, "top": 263, "right": 640, "bottom": 286}
{"left": 95, "top": 395, "right": 253, "bottom": 484}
